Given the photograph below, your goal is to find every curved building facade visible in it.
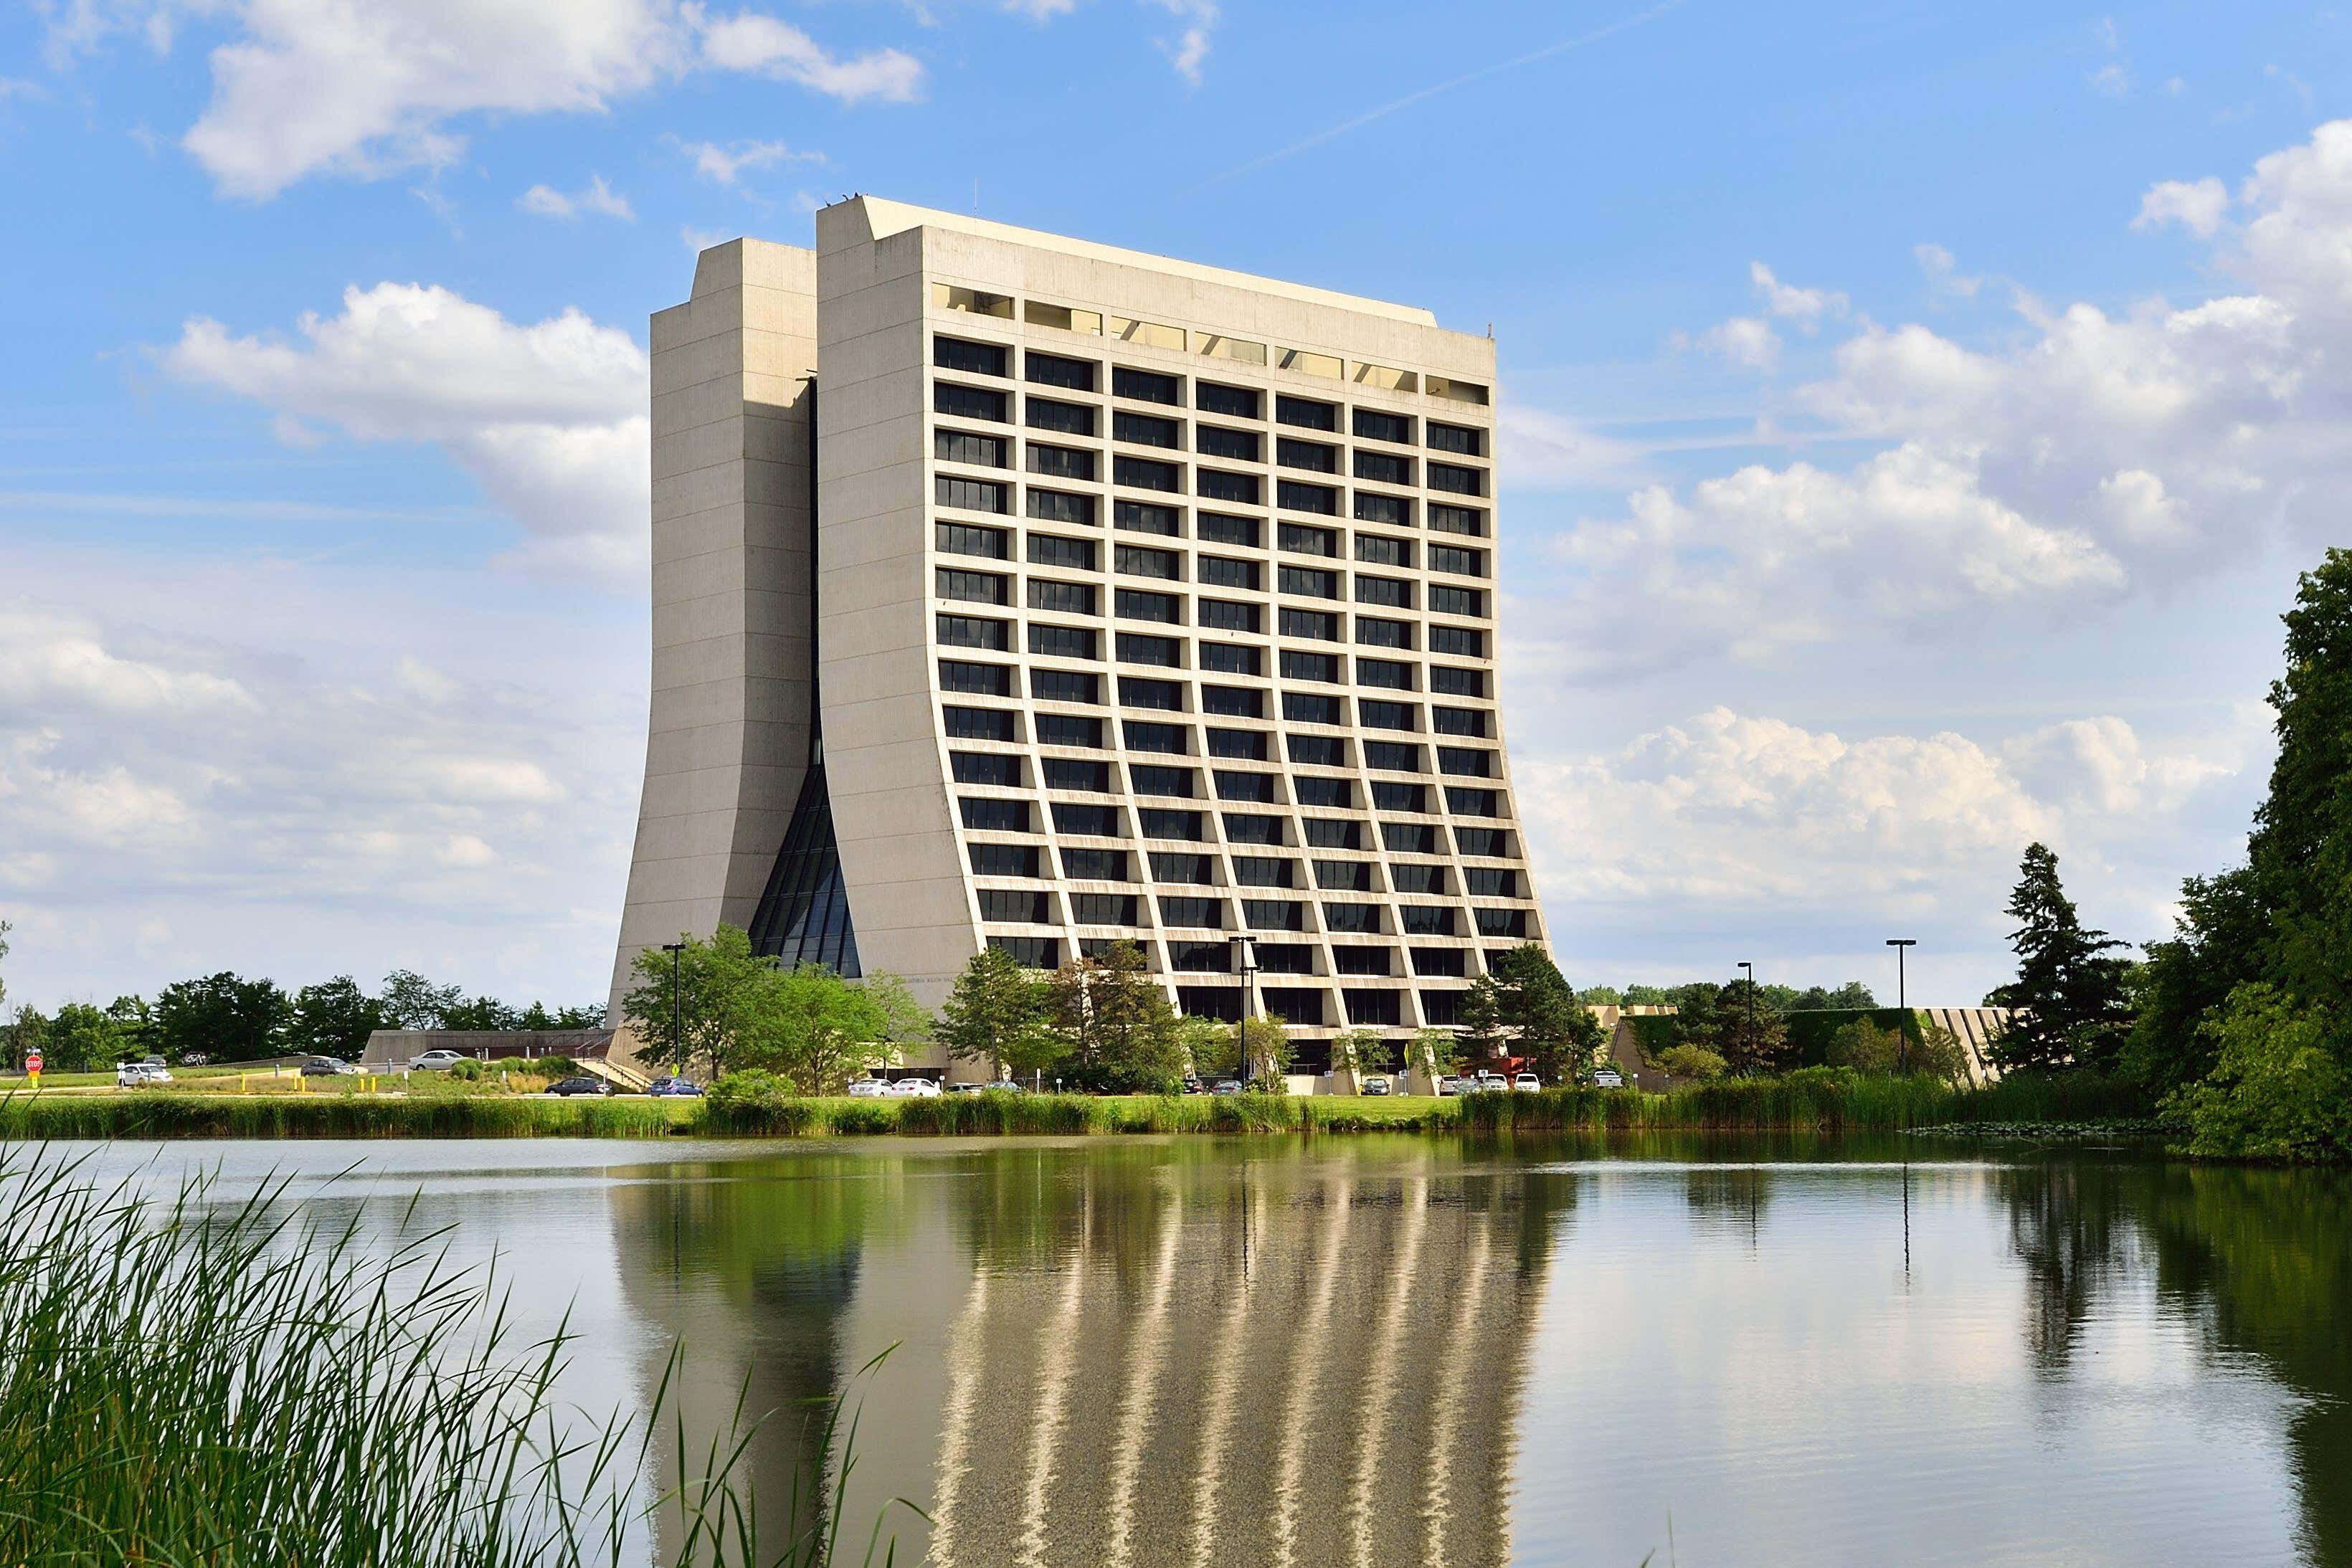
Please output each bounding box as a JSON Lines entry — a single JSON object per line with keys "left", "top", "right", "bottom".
{"left": 612, "top": 197, "right": 1547, "bottom": 1068}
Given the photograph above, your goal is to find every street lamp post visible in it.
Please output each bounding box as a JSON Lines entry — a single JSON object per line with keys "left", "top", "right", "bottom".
{"left": 1886, "top": 939, "right": 1917, "bottom": 1073}
{"left": 1738, "top": 961, "right": 1755, "bottom": 1063}
{"left": 1228, "top": 933, "right": 1258, "bottom": 1083}
{"left": 660, "top": 941, "right": 686, "bottom": 1078}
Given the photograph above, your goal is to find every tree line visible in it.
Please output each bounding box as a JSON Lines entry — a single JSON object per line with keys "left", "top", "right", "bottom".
{"left": 1978, "top": 548, "right": 2352, "bottom": 1161}
{"left": 0, "top": 964, "right": 602, "bottom": 1073}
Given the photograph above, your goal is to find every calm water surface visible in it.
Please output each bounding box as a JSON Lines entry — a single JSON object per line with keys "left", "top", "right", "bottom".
{"left": 74, "top": 1136, "right": 2352, "bottom": 1567}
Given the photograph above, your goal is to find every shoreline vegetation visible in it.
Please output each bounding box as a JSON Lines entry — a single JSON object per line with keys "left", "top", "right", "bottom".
{"left": 0, "top": 1068, "right": 2157, "bottom": 1143}
{"left": 0, "top": 1151, "right": 913, "bottom": 1567}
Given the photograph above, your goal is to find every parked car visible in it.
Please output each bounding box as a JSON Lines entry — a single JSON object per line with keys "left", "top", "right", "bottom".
{"left": 178, "top": 1053, "right": 209, "bottom": 1068}
{"left": 888, "top": 1078, "right": 942, "bottom": 1098}
{"left": 1210, "top": 1079, "right": 1245, "bottom": 1096}
{"left": 1360, "top": 1074, "right": 1391, "bottom": 1096}
{"left": 845, "top": 1078, "right": 891, "bottom": 1098}
{"left": 409, "top": 1048, "right": 470, "bottom": 1072}
{"left": 117, "top": 1061, "right": 171, "bottom": 1088}
{"left": 1471, "top": 1073, "right": 1511, "bottom": 1093}
{"left": 1593, "top": 1066, "right": 1626, "bottom": 1088}
{"left": 546, "top": 1075, "right": 610, "bottom": 1097}
{"left": 951, "top": 1080, "right": 1023, "bottom": 1095}
{"left": 1512, "top": 1072, "right": 1541, "bottom": 1092}
{"left": 648, "top": 1077, "right": 703, "bottom": 1097}
{"left": 1436, "top": 1075, "right": 1465, "bottom": 1096}
{"left": 300, "top": 1056, "right": 361, "bottom": 1077}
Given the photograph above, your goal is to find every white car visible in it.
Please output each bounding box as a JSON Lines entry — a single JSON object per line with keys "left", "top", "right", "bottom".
{"left": 1472, "top": 1074, "right": 1511, "bottom": 1093}
{"left": 1593, "top": 1066, "right": 1626, "bottom": 1088}
{"left": 845, "top": 1078, "right": 892, "bottom": 1098}
{"left": 1512, "top": 1072, "right": 1541, "bottom": 1092}
{"left": 888, "top": 1078, "right": 942, "bottom": 1098}
{"left": 409, "top": 1048, "right": 469, "bottom": 1072}
{"left": 116, "top": 1061, "right": 171, "bottom": 1088}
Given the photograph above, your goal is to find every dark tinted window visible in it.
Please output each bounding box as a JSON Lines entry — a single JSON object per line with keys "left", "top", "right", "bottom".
{"left": 936, "top": 429, "right": 1007, "bottom": 467}
{"left": 1115, "top": 588, "right": 1182, "bottom": 623}
{"left": 1362, "top": 700, "right": 1418, "bottom": 731}
{"left": 1198, "top": 470, "right": 1261, "bottom": 505}
{"left": 1114, "top": 455, "right": 1182, "bottom": 493}
{"left": 1028, "top": 533, "right": 1096, "bottom": 570}
{"left": 1197, "top": 426, "right": 1260, "bottom": 462}
{"left": 1429, "top": 462, "right": 1485, "bottom": 497}
{"left": 1073, "top": 893, "right": 1141, "bottom": 925}
{"left": 1276, "top": 395, "right": 1337, "bottom": 430}
{"left": 1355, "top": 574, "right": 1411, "bottom": 608}
{"left": 1433, "top": 705, "right": 1487, "bottom": 736}
{"left": 936, "top": 521, "right": 1009, "bottom": 559}
{"left": 1277, "top": 479, "right": 1338, "bottom": 515}
{"left": 1028, "top": 443, "right": 1096, "bottom": 481}
{"left": 1198, "top": 599, "right": 1261, "bottom": 633}
{"left": 1116, "top": 543, "right": 1182, "bottom": 580}
{"left": 1130, "top": 766, "right": 1193, "bottom": 798}
{"left": 1197, "top": 641, "right": 1261, "bottom": 674}
{"left": 1426, "top": 421, "right": 1484, "bottom": 456}
{"left": 1302, "top": 818, "right": 1362, "bottom": 850}
{"left": 943, "top": 705, "right": 1015, "bottom": 741}
{"left": 1431, "top": 665, "right": 1486, "bottom": 697}
{"left": 1026, "top": 396, "right": 1096, "bottom": 436}
{"left": 1151, "top": 852, "right": 1213, "bottom": 882}
{"left": 1197, "top": 382, "right": 1259, "bottom": 418}
{"left": 1024, "top": 351, "right": 1096, "bottom": 390}
{"left": 1283, "top": 692, "right": 1342, "bottom": 726}
{"left": 959, "top": 796, "right": 1028, "bottom": 831}
{"left": 1200, "top": 686, "right": 1264, "bottom": 718}
{"left": 1371, "top": 781, "right": 1426, "bottom": 812}
{"left": 1028, "top": 579, "right": 1096, "bottom": 615}
{"left": 1031, "top": 670, "right": 1101, "bottom": 704}
{"left": 934, "top": 383, "right": 1007, "bottom": 422}
{"left": 1028, "top": 623, "right": 1099, "bottom": 660}
{"left": 1115, "top": 500, "right": 1181, "bottom": 535}
{"left": 1044, "top": 759, "right": 1111, "bottom": 792}
{"left": 1289, "top": 735, "right": 1345, "bottom": 767}
{"left": 1124, "top": 720, "right": 1188, "bottom": 754}
{"left": 1354, "top": 408, "right": 1413, "bottom": 444}
{"left": 1035, "top": 714, "right": 1104, "bottom": 748}
{"left": 1119, "top": 676, "right": 1183, "bottom": 711}
{"left": 1431, "top": 625, "right": 1486, "bottom": 657}
{"left": 977, "top": 889, "right": 1049, "bottom": 923}
{"left": 1028, "top": 488, "right": 1096, "bottom": 526}
{"left": 1116, "top": 632, "right": 1181, "bottom": 666}
{"left": 1353, "top": 493, "right": 1410, "bottom": 527}
{"left": 1355, "top": 533, "right": 1411, "bottom": 567}
{"left": 1063, "top": 847, "right": 1130, "bottom": 880}
{"left": 934, "top": 336, "right": 1007, "bottom": 376}
{"left": 1206, "top": 728, "right": 1269, "bottom": 760}
{"left": 1431, "top": 544, "right": 1488, "bottom": 578}
{"left": 1279, "top": 521, "right": 1337, "bottom": 556}
{"left": 936, "top": 567, "right": 1007, "bottom": 604}
{"left": 1139, "top": 809, "right": 1203, "bottom": 840}
{"left": 1430, "top": 586, "right": 1486, "bottom": 618}
{"left": 1391, "top": 863, "right": 1446, "bottom": 894}
{"left": 1429, "top": 503, "right": 1486, "bottom": 537}
{"left": 936, "top": 475, "right": 1008, "bottom": 513}
{"left": 1198, "top": 555, "right": 1260, "bottom": 590}
{"left": 1354, "top": 450, "right": 1413, "bottom": 486}
{"left": 1294, "top": 776, "right": 1352, "bottom": 807}
{"left": 1276, "top": 437, "right": 1337, "bottom": 473}
{"left": 969, "top": 843, "right": 1040, "bottom": 876}
{"left": 1281, "top": 650, "right": 1340, "bottom": 683}
{"left": 1365, "top": 740, "right": 1423, "bottom": 771}
{"left": 1197, "top": 512, "right": 1261, "bottom": 547}
{"left": 1053, "top": 802, "right": 1120, "bottom": 836}
{"left": 1280, "top": 607, "right": 1339, "bottom": 641}
{"left": 1280, "top": 566, "right": 1339, "bottom": 599}
{"left": 1115, "top": 410, "right": 1180, "bottom": 448}
{"left": 1113, "top": 366, "right": 1180, "bottom": 405}
{"left": 1358, "top": 657, "right": 1413, "bottom": 689}
{"left": 952, "top": 751, "right": 1020, "bottom": 786}
{"left": 1214, "top": 769, "right": 1277, "bottom": 802}
{"left": 938, "top": 613, "right": 1010, "bottom": 650}
{"left": 1356, "top": 616, "right": 1413, "bottom": 649}
{"left": 940, "top": 660, "right": 1013, "bottom": 696}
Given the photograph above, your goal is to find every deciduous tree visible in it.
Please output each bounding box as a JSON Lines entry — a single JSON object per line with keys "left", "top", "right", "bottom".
{"left": 155, "top": 973, "right": 293, "bottom": 1063}
{"left": 290, "top": 977, "right": 386, "bottom": 1058}
{"left": 938, "top": 945, "right": 1056, "bottom": 1080}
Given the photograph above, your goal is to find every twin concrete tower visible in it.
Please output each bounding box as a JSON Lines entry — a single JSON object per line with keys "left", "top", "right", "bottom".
{"left": 609, "top": 196, "right": 1547, "bottom": 1075}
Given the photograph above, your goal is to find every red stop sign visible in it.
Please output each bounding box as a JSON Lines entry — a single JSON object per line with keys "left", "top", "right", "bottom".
{"left": 25, "top": 1054, "right": 42, "bottom": 1075}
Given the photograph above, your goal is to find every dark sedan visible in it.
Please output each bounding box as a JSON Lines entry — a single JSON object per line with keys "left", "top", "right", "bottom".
{"left": 546, "top": 1076, "right": 611, "bottom": 1097}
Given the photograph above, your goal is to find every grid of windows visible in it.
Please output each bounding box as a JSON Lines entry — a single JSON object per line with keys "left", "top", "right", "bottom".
{"left": 917, "top": 290, "right": 1531, "bottom": 1035}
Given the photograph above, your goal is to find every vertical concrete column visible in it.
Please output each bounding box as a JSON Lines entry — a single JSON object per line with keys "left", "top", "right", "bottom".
{"left": 607, "top": 240, "right": 820, "bottom": 1020}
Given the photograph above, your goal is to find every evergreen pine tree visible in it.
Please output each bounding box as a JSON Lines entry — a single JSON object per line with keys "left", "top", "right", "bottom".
{"left": 1985, "top": 843, "right": 2131, "bottom": 1071}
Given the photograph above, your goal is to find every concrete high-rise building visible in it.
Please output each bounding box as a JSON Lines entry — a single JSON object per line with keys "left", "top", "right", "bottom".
{"left": 612, "top": 196, "right": 1547, "bottom": 1075}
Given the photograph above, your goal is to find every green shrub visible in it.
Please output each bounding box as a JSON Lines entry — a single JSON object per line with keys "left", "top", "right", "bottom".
{"left": 1659, "top": 1044, "right": 1726, "bottom": 1081}
{"left": 2169, "top": 985, "right": 2352, "bottom": 1161}
{"left": 449, "top": 1058, "right": 483, "bottom": 1082}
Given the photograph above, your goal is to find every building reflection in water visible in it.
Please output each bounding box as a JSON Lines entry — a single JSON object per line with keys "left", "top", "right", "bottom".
{"left": 607, "top": 1141, "right": 1571, "bottom": 1568}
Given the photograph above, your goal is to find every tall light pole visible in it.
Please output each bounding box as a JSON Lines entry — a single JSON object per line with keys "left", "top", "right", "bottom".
{"left": 1228, "top": 933, "right": 1258, "bottom": 1083}
{"left": 1738, "top": 960, "right": 1755, "bottom": 1064}
{"left": 1887, "top": 940, "right": 1916, "bottom": 1073}
{"left": 661, "top": 941, "right": 686, "bottom": 1077}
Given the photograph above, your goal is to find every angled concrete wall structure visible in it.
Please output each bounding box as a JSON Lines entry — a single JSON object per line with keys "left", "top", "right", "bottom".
{"left": 613, "top": 199, "right": 1549, "bottom": 1070}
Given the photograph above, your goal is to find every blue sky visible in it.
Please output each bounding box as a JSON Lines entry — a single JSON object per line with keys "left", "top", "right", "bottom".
{"left": 2, "top": 0, "right": 2346, "bottom": 1011}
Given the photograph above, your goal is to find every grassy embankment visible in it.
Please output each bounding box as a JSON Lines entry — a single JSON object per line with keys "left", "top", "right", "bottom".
{"left": 0, "top": 1069, "right": 2152, "bottom": 1140}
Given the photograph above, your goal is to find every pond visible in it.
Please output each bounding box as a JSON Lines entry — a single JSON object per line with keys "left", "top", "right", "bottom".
{"left": 70, "top": 1135, "right": 2352, "bottom": 1567}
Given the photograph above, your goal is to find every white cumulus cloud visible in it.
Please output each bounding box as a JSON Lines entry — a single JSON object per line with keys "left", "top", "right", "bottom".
{"left": 163, "top": 283, "right": 650, "bottom": 582}
{"left": 518, "top": 174, "right": 635, "bottom": 220}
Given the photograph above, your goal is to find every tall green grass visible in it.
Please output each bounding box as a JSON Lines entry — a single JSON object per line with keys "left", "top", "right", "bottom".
{"left": 0, "top": 1093, "right": 691, "bottom": 1140}
{"left": 0, "top": 1149, "right": 915, "bottom": 1566}
{"left": 1456, "top": 1068, "right": 2153, "bottom": 1134}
